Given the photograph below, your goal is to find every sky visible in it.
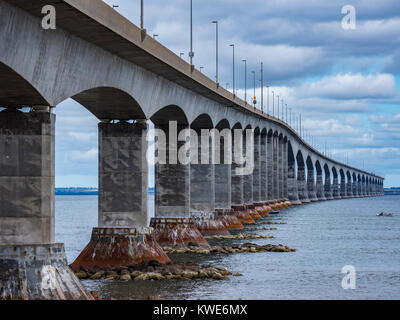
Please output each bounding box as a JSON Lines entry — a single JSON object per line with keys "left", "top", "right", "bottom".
{"left": 54, "top": 0, "right": 400, "bottom": 188}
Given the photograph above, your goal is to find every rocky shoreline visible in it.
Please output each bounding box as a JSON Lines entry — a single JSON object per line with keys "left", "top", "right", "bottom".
{"left": 162, "top": 243, "right": 296, "bottom": 254}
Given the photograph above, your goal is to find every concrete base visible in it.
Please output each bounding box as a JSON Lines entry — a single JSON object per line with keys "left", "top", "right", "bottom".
{"left": 194, "top": 217, "right": 231, "bottom": 237}
{"left": 0, "top": 244, "right": 93, "bottom": 300}
{"left": 231, "top": 206, "right": 256, "bottom": 224}
{"left": 215, "top": 209, "right": 244, "bottom": 230}
{"left": 150, "top": 218, "right": 209, "bottom": 248}
{"left": 247, "top": 205, "right": 263, "bottom": 219}
{"left": 70, "top": 228, "right": 170, "bottom": 272}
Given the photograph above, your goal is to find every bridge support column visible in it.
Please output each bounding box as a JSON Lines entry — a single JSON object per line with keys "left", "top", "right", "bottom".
{"left": 273, "top": 135, "right": 279, "bottom": 202}
{"left": 72, "top": 121, "right": 170, "bottom": 272}
{"left": 231, "top": 129, "right": 255, "bottom": 224}
{"left": 215, "top": 141, "right": 242, "bottom": 230}
{"left": 253, "top": 130, "right": 267, "bottom": 216}
{"left": 352, "top": 180, "right": 358, "bottom": 198}
{"left": 243, "top": 130, "right": 257, "bottom": 219}
{"left": 316, "top": 171, "right": 326, "bottom": 201}
{"left": 324, "top": 175, "right": 334, "bottom": 200}
{"left": 333, "top": 176, "right": 341, "bottom": 199}
{"left": 267, "top": 134, "right": 274, "bottom": 203}
{"left": 288, "top": 159, "right": 301, "bottom": 205}
{"left": 298, "top": 164, "right": 310, "bottom": 203}
{"left": 191, "top": 130, "right": 229, "bottom": 236}
{"left": 307, "top": 167, "right": 318, "bottom": 202}
{"left": 258, "top": 132, "right": 270, "bottom": 214}
{"left": 283, "top": 140, "right": 289, "bottom": 203}
{"left": 151, "top": 124, "right": 208, "bottom": 248}
{"left": 278, "top": 137, "right": 285, "bottom": 207}
{"left": 340, "top": 175, "right": 347, "bottom": 198}
{"left": 0, "top": 108, "right": 92, "bottom": 300}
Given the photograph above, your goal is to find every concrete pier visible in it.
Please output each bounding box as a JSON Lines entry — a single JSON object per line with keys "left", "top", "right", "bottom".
{"left": 297, "top": 161, "right": 310, "bottom": 203}
{"left": 316, "top": 170, "right": 326, "bottom": 201}
{"left": 307, "top": 163, "right": 318, "bottom": 202}
{"left": 151, "top": 125, "right": 208, "bottom": 248}
{"left": 0, "top": 109, "right": 92, "bottom": 300}
{"left": 72, "top": 121, "right": 170, "bottom": 271}
{"left": 288, "top": 155, "right": 301, "bottom": 205}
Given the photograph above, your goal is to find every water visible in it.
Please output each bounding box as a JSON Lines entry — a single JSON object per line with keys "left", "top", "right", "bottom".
{"left": 55, "top": 195, "right": 400, "bottom": 300}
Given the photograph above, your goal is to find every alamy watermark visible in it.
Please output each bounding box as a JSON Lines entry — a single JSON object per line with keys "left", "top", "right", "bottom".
{"left": 146, "top": 121, "right": 255, "bottom": 176}
{"left": 341, "top": 265, "right": 356, "bottom": 290}
{"left": 342, "top": 5, "right": 356, "bottom": 30}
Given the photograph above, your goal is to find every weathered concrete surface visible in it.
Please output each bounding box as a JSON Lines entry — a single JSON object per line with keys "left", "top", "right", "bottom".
{"left": 150, "top": 218, "right": 209, "bottom": 248}
{"left": 0, "top": 109, "right": 54, "bottom": 244}
{"left": 70, "top": 228, "right": 170, "bottom": 271}
{"left": 98, "top": 121, "right": 148, "bottom": 228}
{"left": 0, "top": 244, "right": 93, "bottom": 300}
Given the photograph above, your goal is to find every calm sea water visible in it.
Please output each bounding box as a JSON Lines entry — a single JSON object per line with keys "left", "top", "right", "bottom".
{"left": 55, "top": 195, "right": 400, "bottom": 300}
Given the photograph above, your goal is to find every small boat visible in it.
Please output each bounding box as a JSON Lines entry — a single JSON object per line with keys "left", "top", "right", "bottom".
{"left": 376, "top": 212, "right": 393, "bottom": 217}
{"left": 269, "top": 211, "right": 280, "bottom": 215}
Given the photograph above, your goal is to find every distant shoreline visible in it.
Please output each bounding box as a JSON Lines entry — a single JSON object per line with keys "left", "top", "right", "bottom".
{"left": 55, "top": 187, "right": 155, "bottom": 195}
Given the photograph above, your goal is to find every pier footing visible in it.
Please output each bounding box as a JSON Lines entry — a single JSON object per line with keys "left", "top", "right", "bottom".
{"left": 0, "top": 244, "right": 93, "bottom": 300}
{"left": 150, "top": 218, "right": 209, "bottom": 248}
{"left": 70, "top": 227, "right": 170, "bottom": 272}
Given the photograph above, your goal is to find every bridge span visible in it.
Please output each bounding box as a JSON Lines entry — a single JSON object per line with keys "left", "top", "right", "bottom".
{"left": 0, "top": 0, "right": 384, "bottom": 299}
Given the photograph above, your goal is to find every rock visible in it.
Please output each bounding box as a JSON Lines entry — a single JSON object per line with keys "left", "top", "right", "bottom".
{"left": 218, "top": 268, "right": 232, "bottom": 276}
{"left": 90, "top": 271, "right": 105, "bottom": 280}
{"left": 197, "top": 272, "right": 208, "bottom": 279}
{"left": 233, "top": 272, "right": 243, "bottom": 277}
{"left": 119, "top": 274, "right": 132, "bottom": 281}
{"left": 75, "top": 271, "right": 88, "bottom": 279}
{"left": 106, "top": 271, "right": 118, "bottom": 277}
{"left": 130, "top": 271, "right": 142, "bottom": 278}
{"left": 181, "top": 271, "right": 197, "bottom": 279}
{"left": 147, "top": 273, "right": 164, "bottom": 280}
{"left": 134, "top": 273, "right": 149, "bottom": 281}
{"left": 105, "top": 275, "right": 118, "bottom": 280}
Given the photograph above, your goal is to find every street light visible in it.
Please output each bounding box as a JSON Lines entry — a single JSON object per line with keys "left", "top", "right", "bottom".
{"left": 252, "top": 71, "right": 256, "bottom": 108}
{"left": 180, "top": 52, "right": 184, "bottom": 59}
{"left": 285, "top": 104, "right": 288, "bottom": 124}
{"left": 242, "top": 60, "right": 247, "bottom": 103}
{"left": 281, "top": 99, "right": 284, "bottom": 119}
{"left": 261, "top": 62, "right": 264, "bottom": 113}
{"left": 153, "top": 34, "right": 158, "bottom": 39}
{"left": 112, "top": 5, "right": 119, "bottom": 9}
{"left": 289, "top": 108, "right": 292, "bottom": 126}
{"left": 200, "top": 67, "right": 204, "bottom": 73}
{"left": 230, "top": 44, "right": 235, "bottom": 96}
{"left": 189, "top": 0, "right": 194, "bottom": 66}
{"left": 266, "top": 86, "right": 270, "bottom": 115}
{"left": 272, "top": 90, "right": 275, "bottom": 117}
{"left": 212, "top": 21, "right": 219, "bottom": 85}
{"left": 277, "top": 95, "right": 280, "bottom": 119}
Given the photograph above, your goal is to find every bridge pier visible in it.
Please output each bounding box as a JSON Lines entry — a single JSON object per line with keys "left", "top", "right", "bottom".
{"left": 298, "top": 164, "right": 310, "bottom": 203}
{"left": 333, "top": 176, "right": 341, "bottom": 199}
{"left": 252, "top": 130, "right": 268, "bottom": 216}
{"left": 257, "top": 132, "right": 271, "bottom": 214}
{"left": 316, "top": 171, "right": 326, "bottom": 201}
{"left": 340, "top": 175, "right": 347, "bottom": 198}
{"left": 288, "top": 159, "right": 301, "bottom": 205}
{"left": 324, "top": 174, "right": 334, "bottom": 200}
{"left": 0, "top": 108, "right": 92, "bottom": 300}
{"left": 72, "top": 121, "right": 170, "bottom": 272}
{"left": 214, "top": 130, "right": 243, "bottom": 230}
{"left": 190, "top": 129, "right": 229, "bottom": 236}
{"left": 307, "top": 166, "right": 318, "bottom": 202}
{"left": 231, "top": 129, "right": 255, "bottom": 224}
{"left": 151, "top": 125, "right": 208, "bottom": 248}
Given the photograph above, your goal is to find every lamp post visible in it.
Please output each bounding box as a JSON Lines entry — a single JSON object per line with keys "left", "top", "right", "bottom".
{"left": 189, "top": 0, "right": 194, "bottom": 66}
{"left": 230, "top": 44, "right": 235, "bottom": 96}
{"left": 212, "top": 21, "right": 219, "bottom": 85}
{"left": 272, "top": 91, "right": 275, "bottom": 117}
{"left": 261, "top": 62, "right": 264, "bottom": 113}
{"left": 285, "top": 104, "right": 288, "bottom": 124}
{"left": 266, "top": 86, "right": 270, "bottom": 115}
{"left": 277, "top": 95, "right": 280, "bottom": 119}
{"left": 252, "top": 71, "right": 256, "bottom": 108}
{"left": 180, "top": 52, "right": 184, "bottom": 59}
{"left": 289, "top": 108, "right": 292, "bottom": 126}
{"left": 281, "top": 99, "right": 284, "bottom": 119}
{"left": 242, "top": 60, "right": 247, "bottom": 103}
{"left": 153, "top": 34, "right": 158, "bottom": 39}
{"left": 140, "top": 0, "right": 144, "bottom": 29}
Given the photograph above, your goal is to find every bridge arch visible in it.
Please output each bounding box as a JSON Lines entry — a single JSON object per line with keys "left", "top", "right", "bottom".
{"left": 0, "top": 62, "right": 49, "bottom": 107}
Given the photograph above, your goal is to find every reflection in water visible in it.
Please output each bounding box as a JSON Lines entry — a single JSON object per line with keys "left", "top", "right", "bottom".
{"left": 56, "top": 195, "right": 400, "bottom": 300}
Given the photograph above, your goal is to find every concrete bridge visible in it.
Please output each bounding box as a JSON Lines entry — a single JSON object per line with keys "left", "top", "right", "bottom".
{"left": 0, "top": 0, "right": 384, "bottom": 299}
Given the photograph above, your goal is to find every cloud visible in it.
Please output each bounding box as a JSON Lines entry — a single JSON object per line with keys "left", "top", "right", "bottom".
{"left": 298, "top": 74, "right": 397, "bottom": 100}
